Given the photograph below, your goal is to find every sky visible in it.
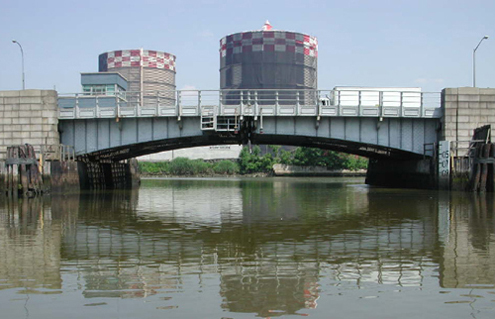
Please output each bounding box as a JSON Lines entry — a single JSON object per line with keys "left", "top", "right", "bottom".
{"left": 1, "top": 0, "right": 494, "bottom": 93}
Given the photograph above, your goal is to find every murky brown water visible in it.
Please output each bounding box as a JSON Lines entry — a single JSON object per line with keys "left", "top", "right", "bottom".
{"left": 1, "top": 177, "right": 495, "bottom": 318}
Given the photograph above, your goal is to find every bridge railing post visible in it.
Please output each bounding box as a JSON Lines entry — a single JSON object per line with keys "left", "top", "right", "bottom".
{"left": 379, "top": 91, "right": 383, "bottom": 118}
{"left": 177, "top": 90, "right": 181, "bottom": 119}
{"left": 219, "top": 90, "right": 223, "bottom": 116}
{"left": 247, "top": 90, "right": 251, "bottom": 115}
{"left": 240, "top": 90, "right": 244, "bottom": 116}
{"left": 138, "top": 91, "right": 141, "bottom": 115}
{"left": 275, "top": 91, "right": 279, "bottom": 115}
{"left": 420, "top": 92, "right": 424, "bottom": 117}
{"left": 75, "top": 93, "right": 80, "bottom": 118}
{"left": 117, "top": 95, "right": 121, "bottom": 118}
{"left": 156, "top": 90, "right": 159, "bottom": 116}
{"left": 315, "top": 91, "right": 323, "bottom": 119}
{"left": 95, "top": 95, "right": 99, "bottom": 118}
{"left": 254, "top": 91, "right": 258, "bottom": 118}
{"left": 198, "top": 90, "right": 202, "bottom": 115}
{"left": 400, "top": 91, "right": 404, "bottom": 117}
{"left": 114, "top": 93, "right": 119, "bottom": 118}
{"left": 358, "top": 90, "right": 362, "bottom": 116}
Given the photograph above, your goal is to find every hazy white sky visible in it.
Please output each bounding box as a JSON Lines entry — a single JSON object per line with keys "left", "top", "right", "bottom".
{"left": 1, "top": 0, "right": 494, "bottom": 93}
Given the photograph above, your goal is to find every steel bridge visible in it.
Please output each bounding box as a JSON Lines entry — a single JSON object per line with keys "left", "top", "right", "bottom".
{"left": 57, "top": 89, "right": 442, "bottom": 161}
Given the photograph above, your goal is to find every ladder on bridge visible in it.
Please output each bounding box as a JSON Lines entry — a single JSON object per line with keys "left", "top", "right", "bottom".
{"left": 201, "top": 106, "right": 239, "bottom": 132}
{"left": 201, "top": 106, "right": 216, "bottom": 130}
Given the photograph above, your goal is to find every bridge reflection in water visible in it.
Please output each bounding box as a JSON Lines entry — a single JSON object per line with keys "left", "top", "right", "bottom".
{"left": 1, "top": 180, "right": 495, "bottom": 317}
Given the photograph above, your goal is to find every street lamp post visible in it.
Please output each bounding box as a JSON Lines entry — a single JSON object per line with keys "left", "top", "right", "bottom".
{"left": 12, "top": 40, "right": 25, "bottom": 90}
{"left": 473, "top": 35, "right": 489, "bottom": 87}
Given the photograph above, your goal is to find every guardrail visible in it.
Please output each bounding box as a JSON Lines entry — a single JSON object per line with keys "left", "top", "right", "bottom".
{"left": 58, "top": 89, "right": 442, "bottom": 120}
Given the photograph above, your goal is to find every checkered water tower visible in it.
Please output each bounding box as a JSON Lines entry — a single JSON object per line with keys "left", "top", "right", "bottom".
{"left": 98, "top": 49, "right": 176, "bottom": 105}
{"left": 220, "top": 21, "right": 318, "bottom": 104}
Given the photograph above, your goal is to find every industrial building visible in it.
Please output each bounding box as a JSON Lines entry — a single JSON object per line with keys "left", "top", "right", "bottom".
{"left": 220, "top": 21, "right": 318, "bottom": 105}
{"left": 98, "top": 49, "right": 176, "bottom": 106}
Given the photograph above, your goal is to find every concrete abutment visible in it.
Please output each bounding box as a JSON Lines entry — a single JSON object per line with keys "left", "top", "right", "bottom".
{"left": 0, "top": 90, "right": 139, "bottom": 194}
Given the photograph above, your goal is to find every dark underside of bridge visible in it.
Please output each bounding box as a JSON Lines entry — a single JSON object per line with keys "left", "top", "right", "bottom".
{"left": 78, "top": 130, "right": 424, "bottom": 163}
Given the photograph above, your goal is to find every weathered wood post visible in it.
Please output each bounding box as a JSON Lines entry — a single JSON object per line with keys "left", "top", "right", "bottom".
{"left": 480, "top": 144, "right": 491, "bottom": 192}
{"left": 438, "top": 141, "right": 451, "bottom": 190}
{"left": 5, "top": 144, "right": 44, "bottom": 196}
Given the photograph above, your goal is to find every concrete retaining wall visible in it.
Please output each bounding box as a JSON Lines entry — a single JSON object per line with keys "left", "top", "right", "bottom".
{"left": 138, "top": 145, "right": 243, "bottom": 162}
{"left": 0, "top": 90, "right": 59, "bottom": 160}
{"left": 273, "top": 164, "right": 366, "bottom": 177}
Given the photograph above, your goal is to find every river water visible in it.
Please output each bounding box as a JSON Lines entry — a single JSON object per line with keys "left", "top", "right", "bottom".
{"left": 1, "top": 177, "right": 495, "bottom": 318}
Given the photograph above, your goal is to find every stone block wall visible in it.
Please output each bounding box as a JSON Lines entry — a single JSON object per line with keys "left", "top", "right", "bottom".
{"left": 0, "top": 90, "right": 59, "bottom": 160}
{"left": 442, "top": 87, "right": 495, "bottom": 156}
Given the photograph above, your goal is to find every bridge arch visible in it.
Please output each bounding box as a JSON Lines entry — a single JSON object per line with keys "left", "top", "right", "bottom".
{"left": 60, "top": 116, "right": 437, "bottom": 162}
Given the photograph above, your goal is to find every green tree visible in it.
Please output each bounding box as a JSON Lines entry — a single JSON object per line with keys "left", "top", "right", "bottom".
{"left": 292, "top": 147, "right": 367, "bottom": 170}
{"left": 341, "top": 154, "right": 368, "bottom": 171}
{"left": 238, "top": 146, "right": 275, "bottom": 174}
{"left": 139, "top": 161, "right": 169, "bottom": 174}
{"left": 268, "top": 145, "right": 282, "bottom": 160}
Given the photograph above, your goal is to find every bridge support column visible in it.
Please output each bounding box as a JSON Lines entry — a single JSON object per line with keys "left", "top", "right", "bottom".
{"left": 365, "top": 157, "right": 436, "bottom": 189}
{"left": 78, "top": 159, "right": 140, "bottom": 190}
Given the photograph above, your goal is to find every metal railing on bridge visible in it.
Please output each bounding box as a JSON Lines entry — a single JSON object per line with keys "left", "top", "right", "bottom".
{"left": 58, "top": 89, "right": 442, "bottom": 121}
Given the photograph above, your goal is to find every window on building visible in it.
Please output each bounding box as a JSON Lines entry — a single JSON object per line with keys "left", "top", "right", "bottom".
{"left": 92, "top": 85, "right": 105, "bottom": 94}
{"left": 83, "top": 85, "right": 92, "bottom": 95}
{"left": 106, "top": 85, "right": 115, "bottom": 94}
{"left": 81, "top": 82, "right": 126, "bottom": 100}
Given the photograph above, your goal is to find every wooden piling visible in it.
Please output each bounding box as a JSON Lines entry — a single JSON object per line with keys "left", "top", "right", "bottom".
{"left": 480, "top": 144, "right": 491, "bottom": 192}
{"left": 6, "top": 165, "right": 11, "bottom": 196}
{"left": 20, "top": 164, "right": 28, "bottom": 196}
{"left": 470, "top": 145, "right": 482, "bottom": 192}
{"left": 491, "top": 144, "right": 495, "bottom": 192}
{"left": 5, "top": 144, "right": 44, "bottom": 196}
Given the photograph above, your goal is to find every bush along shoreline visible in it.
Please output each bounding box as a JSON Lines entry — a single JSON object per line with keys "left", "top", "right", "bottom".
{"left": 138, "top": 146, "right": 368, "bottom": 177}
